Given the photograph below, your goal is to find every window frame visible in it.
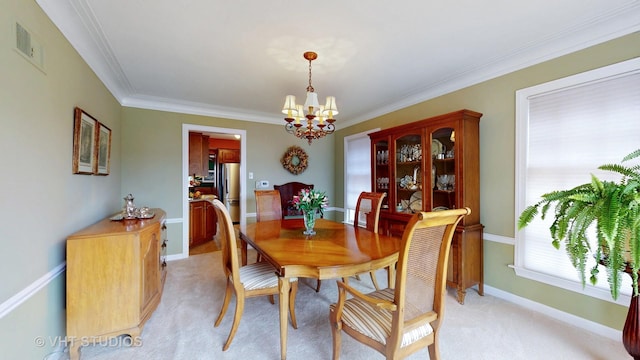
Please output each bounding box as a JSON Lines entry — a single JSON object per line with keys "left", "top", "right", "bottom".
{"left": 343, "top": 129, "right": 380, "bottom": 224}
{"left": 514, "top": 57, "right": 640, "bottom": 306}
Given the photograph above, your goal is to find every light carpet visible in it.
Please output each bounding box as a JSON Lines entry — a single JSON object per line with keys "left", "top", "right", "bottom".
{"left": 77, "top": 251, "right": 630, "bottom": 360}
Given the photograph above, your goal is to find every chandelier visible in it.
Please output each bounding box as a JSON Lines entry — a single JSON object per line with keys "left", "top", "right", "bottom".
{"left": 282, "top": 51, "right": 338, "bottom": 145}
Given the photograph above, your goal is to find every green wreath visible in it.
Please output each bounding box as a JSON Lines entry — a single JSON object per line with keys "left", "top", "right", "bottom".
{"left": 281, "top": 146, "right": 308, "bottom": 175}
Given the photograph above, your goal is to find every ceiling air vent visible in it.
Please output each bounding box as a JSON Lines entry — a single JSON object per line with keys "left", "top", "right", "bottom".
{"left": 14, "top": 21, "right": 45, "bottom": 73}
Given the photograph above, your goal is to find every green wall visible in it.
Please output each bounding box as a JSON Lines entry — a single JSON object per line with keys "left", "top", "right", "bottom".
{"left": 335, "top": 32, "right": 640, "bottom": 330}
{"left": 0, "top": 0, "right": 122, "bottom": 358}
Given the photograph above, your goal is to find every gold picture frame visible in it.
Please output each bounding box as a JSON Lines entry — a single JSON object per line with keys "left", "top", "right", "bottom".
{"left": 96, "top": 122, "right": 112, "bottom": 175}
{"left": 72, "top": 107, "right": 98, "bottom": 174}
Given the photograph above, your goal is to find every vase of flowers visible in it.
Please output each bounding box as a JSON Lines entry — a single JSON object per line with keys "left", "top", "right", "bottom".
{"left": 302, "top": 209, "right": 317, "bottom": 235}
{"left": 293, "top": 188, "right": 329, "bottom": 236}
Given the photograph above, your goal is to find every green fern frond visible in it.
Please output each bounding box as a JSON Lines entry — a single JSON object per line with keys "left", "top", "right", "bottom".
{"left": 590, "top": 174, "right": 605, "bottom": 193}
{"left": 541, "top": 201, "right": 552, "bottom": 219}
{"left": 590, "top": 264, "right": 599, "bottom": 286}
{"left": 623, "top": 149, "right": 640, "bottom": 162}
{"left": 517, "top": 204, "right": 540, "bottom": 230}
{"left": 599, "top": 164, "right": 636, "bottom": 179}
{"left": 597, "top": 188, "right": 621, "bottom": 245}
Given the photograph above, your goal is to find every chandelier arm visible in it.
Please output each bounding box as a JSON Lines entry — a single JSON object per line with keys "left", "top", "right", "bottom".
{"left": 324, "top": 122, "right": 335, "bottom": 134}
{"left": 285, "top": 122, "right": 298, "bottom": 135}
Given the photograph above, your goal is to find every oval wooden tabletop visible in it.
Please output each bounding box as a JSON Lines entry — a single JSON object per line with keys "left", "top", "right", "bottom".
{"left": 238, "top": 218, "right": 400, "bottom": 279}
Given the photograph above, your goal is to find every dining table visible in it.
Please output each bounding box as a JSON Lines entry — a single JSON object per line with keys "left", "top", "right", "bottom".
{"left": 238, "top": 218, "right": 401, "bottom": 360}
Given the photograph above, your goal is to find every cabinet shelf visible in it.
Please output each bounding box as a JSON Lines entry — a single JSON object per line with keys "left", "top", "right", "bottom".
{"left": 434, "top": 189, "right": 455, "bottom": 194}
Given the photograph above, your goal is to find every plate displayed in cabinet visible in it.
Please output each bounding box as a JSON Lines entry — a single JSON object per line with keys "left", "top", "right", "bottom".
{"left": 432, "top": 139, "right": 444, "bottom": 157}
{"left": 399, "top": 175, "right": 413, "bottom": 188}
{"left": 409, "top": 191, "right": 422, "bottom": 211}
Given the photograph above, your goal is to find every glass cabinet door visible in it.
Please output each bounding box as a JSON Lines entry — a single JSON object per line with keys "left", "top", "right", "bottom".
{"left": 372, "top": 138, "right": 390, "bottom": 209}
{"left": 394, "top": 132, "right": 423, "bottom": 214}
{"left": 430, "top": 126, "right": 456, "bottom": 210}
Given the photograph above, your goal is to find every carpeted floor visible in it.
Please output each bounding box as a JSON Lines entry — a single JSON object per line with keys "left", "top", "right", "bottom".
{"left": 74, "top": 251, "right": 630, "bottom": 360}
{"left": 189, "top": 239, "right": 218, "bottom": 256}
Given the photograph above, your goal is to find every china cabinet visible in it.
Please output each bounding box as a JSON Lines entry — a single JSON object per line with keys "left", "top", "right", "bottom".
{"left": 66, "top": 209, "right": 167, "bottom": 359}
{"left": 369, "top": 109, "right": 483, "bottom": 304}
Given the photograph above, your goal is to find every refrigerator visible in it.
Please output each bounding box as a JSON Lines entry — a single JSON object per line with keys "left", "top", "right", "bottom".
{"left": 219, "top": 163, "right": 240, "bottom": 223}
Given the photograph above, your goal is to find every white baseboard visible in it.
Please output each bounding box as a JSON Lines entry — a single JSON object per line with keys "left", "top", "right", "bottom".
{"left": 167, "top": 253, "right": 188, "bottom": 261}
{"left": 484, "top": 285, "right": 622, "bottom": 342}
{"left": 483, "top": 232, "right": 515, "bottom": 245}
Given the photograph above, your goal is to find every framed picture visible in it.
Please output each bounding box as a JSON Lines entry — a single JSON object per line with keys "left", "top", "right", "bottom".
{"left": 95, "top": 122, "right": 112, "bottom": 175}
{"left": 72, "top": 107, "right": 98, "bottom": 174}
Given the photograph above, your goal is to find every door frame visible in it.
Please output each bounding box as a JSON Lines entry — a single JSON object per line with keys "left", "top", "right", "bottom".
{"left": 182, "top": 124, "right": 247, "bottom": 258}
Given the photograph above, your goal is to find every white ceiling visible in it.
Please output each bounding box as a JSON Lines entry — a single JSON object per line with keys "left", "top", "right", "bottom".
{"left": 37, "top": 0, "right": 640, "bottom": 128}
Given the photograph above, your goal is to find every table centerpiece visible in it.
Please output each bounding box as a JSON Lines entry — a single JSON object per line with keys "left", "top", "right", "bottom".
{"left": 293, "top": 188, "right": 329, "bottom": 235}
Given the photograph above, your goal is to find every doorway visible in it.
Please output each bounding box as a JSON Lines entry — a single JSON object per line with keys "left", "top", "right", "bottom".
{"left": 182, "top": 124, "right": 247, "bottom": 258}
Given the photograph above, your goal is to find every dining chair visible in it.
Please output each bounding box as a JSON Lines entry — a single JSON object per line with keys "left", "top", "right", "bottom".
{"left": 314, "top": 191, "right": 387, "bottom": 293}
{"left": 329, "top": 207, "right": 470, "bottom": 360}
{"left": 254, "top": 189, "right": 283, "bottom": 263}
{"left": 212, "top": 199, "right": 299, "bottom": 351}
{"left": 255, "top": 189, "right": 283, "bottom": 221}
{"left": 353, "top": 191, "right": 387, "bottom": 290}
{"left": 274, "top": 182, "right": 314, "bottom": 218}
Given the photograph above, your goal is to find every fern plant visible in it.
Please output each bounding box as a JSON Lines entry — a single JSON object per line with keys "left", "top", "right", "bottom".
{"left": 518, "top": 149, "right": 640, "bottom": 300}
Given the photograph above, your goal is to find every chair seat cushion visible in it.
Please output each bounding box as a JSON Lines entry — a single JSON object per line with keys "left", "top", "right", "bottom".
{"left": 331, "top": 288, "right": 433, "bottom": 347}
{"left": 238, "top": 261, "right": 297, "bottom": 290}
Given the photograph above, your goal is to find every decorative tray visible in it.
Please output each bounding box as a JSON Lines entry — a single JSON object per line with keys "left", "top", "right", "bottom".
{"left": 110, "top": 212, "right": 155, "bottom": 221}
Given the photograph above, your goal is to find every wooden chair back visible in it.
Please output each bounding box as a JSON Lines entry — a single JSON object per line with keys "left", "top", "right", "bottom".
{"left": 211, "top": 199, "right": 241, "bottom": 283}
{"left": 354, "top": 192, "right": 386, "bottom": 233}
{"left": 273, "top": 182, "right": 314, "bottom": 217}
{"left": 330, "top": 207, "right": 470, "bottom": 360}
{"left": 255, "top": 190, "right": 283, "bottom": 221}
{"left": 391, "top": 208, "right": 469, "bottom": 357}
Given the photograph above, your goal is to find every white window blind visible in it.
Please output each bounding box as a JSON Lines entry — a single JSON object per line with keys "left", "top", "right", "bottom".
{"left": 344, "top": 131, "right": 376, "bottom": 223}
{"left": 515, "top": 58, "right": 640, "bottom": 304}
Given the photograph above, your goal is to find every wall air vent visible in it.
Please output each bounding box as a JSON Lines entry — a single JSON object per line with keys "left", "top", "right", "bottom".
{"left": 14, "top": 21, "right": 45, "bottom": 73}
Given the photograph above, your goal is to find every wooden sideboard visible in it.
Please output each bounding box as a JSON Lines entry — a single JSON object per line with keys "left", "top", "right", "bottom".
{"left": 66, "top": 209, "right": 167, "bottom": 359}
